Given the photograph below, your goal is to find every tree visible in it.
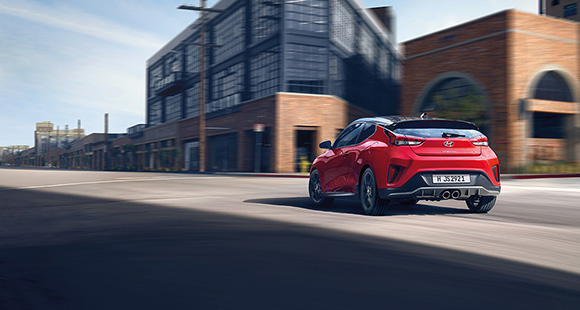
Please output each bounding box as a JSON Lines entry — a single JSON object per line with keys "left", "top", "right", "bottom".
{"left": 428, "top": 86, "right": 489, "bottom": 135}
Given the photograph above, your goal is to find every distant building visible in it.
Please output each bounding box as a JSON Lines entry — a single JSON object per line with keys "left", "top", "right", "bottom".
{"left": 145, "top": 0, "right": 401, "bottom": 172}
{"left": 35, "top": 121, "right": 85, "bottom": 153}
{"left": 0, "top": 145, "right": 29, "bottom": 160}
{"left": 402, "top": 10, "right": 579, "bottom": 172}
{"left": 541, "top": 0, "right": 579, "bottom": 21}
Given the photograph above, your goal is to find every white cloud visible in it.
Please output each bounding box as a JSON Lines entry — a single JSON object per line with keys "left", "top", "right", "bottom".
{"left": 0, "top": 0, "right": 161, "bottom": 145}
{"left": 0, "top": 1, "right": 164, "bottom": 50}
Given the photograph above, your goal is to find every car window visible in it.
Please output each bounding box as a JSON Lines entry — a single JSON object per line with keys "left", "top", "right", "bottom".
{"left": 356, "top": 123, "right": 376, "bottom": 144}
{"left": 334, "top": 123, "right": 363, "bottom": 149}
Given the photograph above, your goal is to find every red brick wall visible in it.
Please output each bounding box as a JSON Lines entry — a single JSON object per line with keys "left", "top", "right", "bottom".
{"left": 402, "top": 11, "right": 510, "bottom": 167}
{"left": 176, "top": 94, "right": 369, "bottom": 173}
{"left": 275, "top": 93, "right": 349, "bottom": 173}
{"left": 401, "top": 9, "right": 580, "bottom": 171}
{"left": 508, "top": 10, "right": 579, "bottom": 168}
{"left": 179, "top": 96, "right": 276, "bottom": 172}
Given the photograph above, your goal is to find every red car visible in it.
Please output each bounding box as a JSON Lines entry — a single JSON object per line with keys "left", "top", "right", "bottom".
{"left": 308, "top": 116, "right": 501, "bottom": 215}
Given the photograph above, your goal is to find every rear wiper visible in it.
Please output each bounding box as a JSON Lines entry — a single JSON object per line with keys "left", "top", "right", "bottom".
{"left": 442, "top": 132, "right": 465, "bottom": 138}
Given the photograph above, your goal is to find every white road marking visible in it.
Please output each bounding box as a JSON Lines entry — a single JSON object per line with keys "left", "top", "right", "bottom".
{"left": 503, "top": 185, "right": 580, "bottom": 193}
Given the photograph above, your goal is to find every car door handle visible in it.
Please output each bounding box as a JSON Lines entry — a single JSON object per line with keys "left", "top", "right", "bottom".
{"left": 342, "top": 151, "right": 350, "bottom": 158}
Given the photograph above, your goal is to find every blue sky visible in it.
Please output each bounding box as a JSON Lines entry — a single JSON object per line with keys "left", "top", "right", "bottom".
{"left": 0, "top": 0, "right": 536, "bottom": 147}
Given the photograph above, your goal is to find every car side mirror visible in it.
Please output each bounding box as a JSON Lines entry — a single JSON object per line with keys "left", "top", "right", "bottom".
{"left": 319, "top": 140, "right": 332, "bottom": 149}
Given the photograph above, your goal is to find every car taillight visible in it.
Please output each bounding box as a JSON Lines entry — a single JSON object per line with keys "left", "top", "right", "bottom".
{"left": 394, "top": 135, "right": 425, "bottom": 146}
{"left": 384, "top": 130, "right": 424, "bottom": 146}
{"left": 492, "top": 164, "right": 500, "bottom": 182}
{"left": 470, "top": 135, "right": 489, "bottom": 146}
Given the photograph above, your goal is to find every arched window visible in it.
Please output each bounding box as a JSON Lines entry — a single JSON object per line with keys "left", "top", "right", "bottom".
{"left": 533, "top": 71, "right": 573, "bottom": 102}
{"left": 531, "top": 71, "right": 573, "bottom": 139}
{"left": 420, "top": 77, "right": 489, "bottom": 136}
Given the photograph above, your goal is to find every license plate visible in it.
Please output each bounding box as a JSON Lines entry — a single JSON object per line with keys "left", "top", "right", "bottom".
{"left": 432, "top": 174, "right": 470, "bottom": 184}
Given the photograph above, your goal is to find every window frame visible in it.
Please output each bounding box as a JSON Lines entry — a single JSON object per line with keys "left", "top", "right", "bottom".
{"left": 333, "top": 122, "right": 364, "bottom": 149}
{"left": 564, "top": 3, "right": 577, "bottom": 18}
{"left": 356, "top": 123, "right": 376, "bottom": 144}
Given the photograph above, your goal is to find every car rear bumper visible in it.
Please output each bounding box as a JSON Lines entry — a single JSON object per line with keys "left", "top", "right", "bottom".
{"left": 378, "top": 170, "right": 501, "bottom": 200}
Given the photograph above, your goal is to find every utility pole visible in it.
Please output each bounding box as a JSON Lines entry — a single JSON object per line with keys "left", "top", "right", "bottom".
{"left": 178, "top": 1, "right": 222, "bottom": 172}
{"left": 56, "top": 125, "right": 60, "bottom": 167}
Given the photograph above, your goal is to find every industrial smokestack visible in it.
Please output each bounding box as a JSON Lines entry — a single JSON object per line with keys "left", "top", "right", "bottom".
{"left": 105, "top": 113, "right": 109, "bottom": 136}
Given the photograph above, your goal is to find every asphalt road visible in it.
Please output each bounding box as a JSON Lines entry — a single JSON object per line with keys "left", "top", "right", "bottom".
{"left": 0, "top": 167, "right": 579, "bottom": 309}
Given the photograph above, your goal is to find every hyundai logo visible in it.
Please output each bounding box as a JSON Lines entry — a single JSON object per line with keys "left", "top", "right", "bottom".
{"left": 443, "top": 141, "right": 455, "bottom": 147}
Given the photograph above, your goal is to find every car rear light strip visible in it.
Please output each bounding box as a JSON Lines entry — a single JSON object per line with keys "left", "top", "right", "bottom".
{"left": 470, "top": 135, "right": 489, "bottom": 146}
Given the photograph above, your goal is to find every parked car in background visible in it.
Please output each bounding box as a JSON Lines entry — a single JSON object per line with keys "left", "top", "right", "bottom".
{"left": 308, "top": 116, "right": 501, "bottom": 215}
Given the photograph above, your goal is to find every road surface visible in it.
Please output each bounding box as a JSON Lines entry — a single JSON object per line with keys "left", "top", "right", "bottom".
{"left": 1, "top": 167, "right": 579, "bottom": 309}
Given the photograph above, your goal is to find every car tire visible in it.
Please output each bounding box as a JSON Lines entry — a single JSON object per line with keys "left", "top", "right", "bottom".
{"left": 309, "top": 169, "right": 334, "bottom": 207}
{"left": 466, "top": 195, "right": 496, "bottom": 213}
{"left": 360, "top": 168, "right": 389, "bottom": 215}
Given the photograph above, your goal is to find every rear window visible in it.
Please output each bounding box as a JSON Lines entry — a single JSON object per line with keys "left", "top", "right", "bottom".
{"left": 388, "top": 120, "right": 483, "bottom": 139}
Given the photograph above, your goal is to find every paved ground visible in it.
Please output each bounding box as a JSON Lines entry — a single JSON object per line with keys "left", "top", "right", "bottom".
{"left": 0, "top": 167, "right": 579, "bottom": 309}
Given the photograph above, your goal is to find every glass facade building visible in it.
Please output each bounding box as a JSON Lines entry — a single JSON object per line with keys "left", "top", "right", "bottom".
{"left": 146, "top": 0, "right": 400, "bottom": 126}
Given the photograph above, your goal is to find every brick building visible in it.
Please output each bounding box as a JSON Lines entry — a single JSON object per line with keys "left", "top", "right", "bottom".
{"left": 34, "top": 121, "right": 85, "bottom": 154}
{"left": 146, "top": 0, "right": 401, "bottom": 173}
{"left": 542, "top": 0, "right": 579, "bottom": 21}
{"left": 402, "top": 10, "right": 579, "bottom": 172}
{"left": 6, "top": 0, "right": 401, "bottom": 173}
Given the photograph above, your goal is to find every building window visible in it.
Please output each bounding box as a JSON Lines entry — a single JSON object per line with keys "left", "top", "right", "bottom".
{"left": 533, "top": 71, "right": 573, "bottom": 102}
{"left": 186, "top": 83, "right": 200, "bottom": 118}
{"left": 148, "top": 99, "right": 162, "bottom": 126}
{"left": 165, "top": 93, "right": 182, "bottom": 122}
{"left": 533, "top": 112, "right": 565, "bottom": 139}
{"left": 360, "top": 26, "right": 376, "bottom": 66}
{"left": 186, "top": 41, "right": 200, "bottom": 74}
{"left": 378, "top": 47, "right": 390, "bottom": 80}
{"left": 285, "top": 43, "right": 327, "bottom": 94}
{"left": 213, "top": 7, "right": 245, "bottom": 65}
{"left": 251, "top": 0, "right": 280, "bottom": 44}
{"left": 285, "top": 0, "right": 328, "bottom": 33}
{"left": 330, "top": 0, "right": 355, "bottom": 54}
{"left": 149, "top": 64, "right": 163, "bottom": 96}
{"left": 420, "top": 77, "right": 489, "bottom": 136}
{"left": 208, "top": 133, "right": 238, "bottom": 171}
{"left": 164, "top": 53, "right": 181, "bottom": 76}
{"left": 329, "top": 53, "right": 345, "bottom": 98}
{"left": 250, "top": 48, "right": 280, "bottom": 99}
{"left": 564, "top": 3, "right": 577, "bottom": 17}
{"left": 184, "top": 140, "right": 199, "bottom": 171}
{"left": 552, "top": 0, "right": 560, "bottom": 6}
{"left": 212, "top": 62, "right": 244, "bottom": 101}
{"left": 209, "top": 62, "right": 244, "bottom": 113}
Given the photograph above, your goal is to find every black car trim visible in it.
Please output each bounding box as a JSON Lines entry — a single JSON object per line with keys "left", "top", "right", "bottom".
{"left": 378, "top": 170, "right": 501, "bottom": 200}
{"left": 321, "top": 192, "right": 355, "bottom": 198}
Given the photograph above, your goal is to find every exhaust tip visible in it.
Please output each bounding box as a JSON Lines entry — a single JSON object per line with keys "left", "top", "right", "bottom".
{"left": 441, "top": 190, "right": 451, "bottom": 200}
{"left": 451, "top": 190, "right": 461, "bottom": 199}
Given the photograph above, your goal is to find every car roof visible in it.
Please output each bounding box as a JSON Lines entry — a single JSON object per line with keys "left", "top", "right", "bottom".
{"left": 349, "top": 115, "right": 479, "bottom": 130}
